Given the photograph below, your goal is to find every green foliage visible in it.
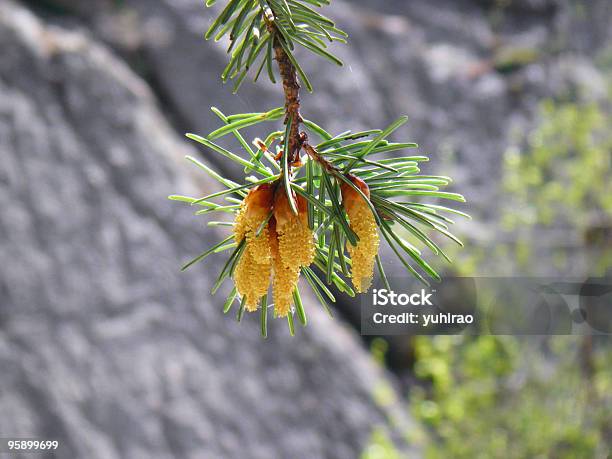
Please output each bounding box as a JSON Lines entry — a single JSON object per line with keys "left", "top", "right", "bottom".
{"left": 502, "top": 100, "right": 612, "bottom": 231}
{"left": 362, "top": 427, "right": 402, "bottom": 459}
{"left": 409, "top": 336, "right": 612, "bottom": 459}
{"left": 205, "top": 0, "right": 347, "bottom": 92}
{"left": 362, "top": 336, "right": 612, "bottom": 458}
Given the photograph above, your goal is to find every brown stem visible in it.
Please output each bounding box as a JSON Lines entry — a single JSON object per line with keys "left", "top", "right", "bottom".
{"left": 304, "top": 142, "right": 389, "bottom": 219}
{"left": 303, "top": 142, "right": 339, "bottom": 175}
{"left": 266, "top": 22, "right": 303, "bottom": 167}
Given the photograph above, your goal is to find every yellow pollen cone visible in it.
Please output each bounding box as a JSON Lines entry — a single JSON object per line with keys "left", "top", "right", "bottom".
{"left": 274, "top": 192, "right": 315, "bottom": 269}
{"left": 269, "top": 220, "right": 297, "bottom": 317}
{"left": 234, "top": 247, "right": 271, "bottom": 311}
{"left": 341, "top": 176, "right": 379, "bottom": 293}
{"left": 269, "top": 192, "right": 315, "bottom": 317}
{"left": 233, "top": 184, "right": 274, "bottom": 311}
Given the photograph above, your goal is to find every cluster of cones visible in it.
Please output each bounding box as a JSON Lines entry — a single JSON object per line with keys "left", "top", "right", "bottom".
{"left": 233, "top": 176, "right": 379, "bottom": 317}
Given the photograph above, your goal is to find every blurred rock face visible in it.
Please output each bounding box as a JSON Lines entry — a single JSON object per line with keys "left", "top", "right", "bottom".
{"left": 0, "top": 1, "right": 417, "bottom": 458}
{"left": 1, "top": 0, "right": 610, "bottom": 454}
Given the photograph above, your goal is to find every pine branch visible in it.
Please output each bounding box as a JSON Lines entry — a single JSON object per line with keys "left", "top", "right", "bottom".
{"left": 170, "top": 0, "right": 470, "bottom": 335}
{"left": 205, "top": 0, "right": 345, "bottom": 92}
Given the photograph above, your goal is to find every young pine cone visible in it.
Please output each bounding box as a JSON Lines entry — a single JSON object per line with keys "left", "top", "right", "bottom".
{"left": 271, "top": 190, "right": 315, "bottom": 317}
{"left": 341, "top": 176, "right": 380, "bottom": 293}
{"left": 233, "top": 184, "right": 315, "bottom": 316}
{"left": 233, "top": 184, "right": 274, "bottom": 311}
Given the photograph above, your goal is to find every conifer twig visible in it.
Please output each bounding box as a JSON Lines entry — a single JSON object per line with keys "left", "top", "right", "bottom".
{"left": 170, "top": 0, "right": 469, "bottom": 334}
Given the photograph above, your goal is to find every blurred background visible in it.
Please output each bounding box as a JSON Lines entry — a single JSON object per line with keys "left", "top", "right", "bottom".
{"left": 0, "top": 0, "right": 610, "bottom": 457}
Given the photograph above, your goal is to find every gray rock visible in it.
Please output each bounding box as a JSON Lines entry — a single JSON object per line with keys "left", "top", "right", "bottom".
{"left": 0, "top": 1, "right": 418, "bottom": 458}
